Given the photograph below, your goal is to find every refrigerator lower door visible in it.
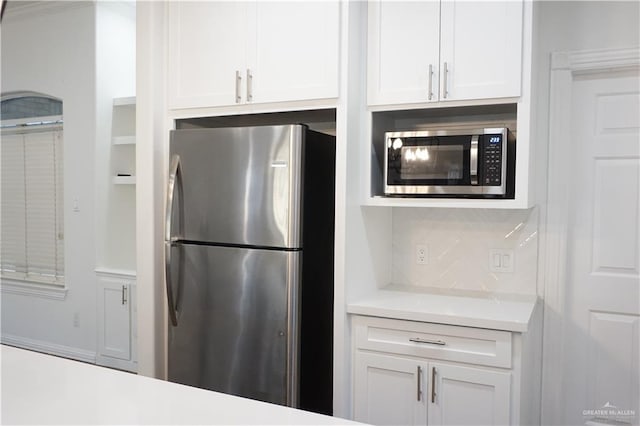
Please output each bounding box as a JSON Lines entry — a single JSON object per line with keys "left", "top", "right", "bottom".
{"left": 168, "top": 243, "right": 300, "bottom": 406}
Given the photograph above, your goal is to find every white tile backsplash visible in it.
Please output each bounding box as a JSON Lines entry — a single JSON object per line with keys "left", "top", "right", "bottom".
{"left": 391, "top": 207, "right": 539, "bottom": 295}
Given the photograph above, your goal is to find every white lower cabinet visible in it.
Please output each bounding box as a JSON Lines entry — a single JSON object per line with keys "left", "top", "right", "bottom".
{"left": 96, "top": 269, "right": 137, "bottom": 372}
{"left": 355, "top": 352, "right": 428, "bottom": 425}
{"left": 353, "top": 315, "right": 538, "bottom": 425}
{"left": 353, "top": 351, "right": 427, "bottom": 425}
{"left": 428, "top": 362, "right": 510, "bottom": 426}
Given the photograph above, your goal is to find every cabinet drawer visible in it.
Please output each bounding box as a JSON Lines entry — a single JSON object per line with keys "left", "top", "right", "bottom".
{"left": 353, "top": 316, "right": 512, "bottom": 368}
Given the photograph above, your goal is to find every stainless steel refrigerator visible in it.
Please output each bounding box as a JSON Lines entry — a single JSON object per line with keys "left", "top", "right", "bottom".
{"left": 164, "top": 124, "right": 335, "bottom": 414}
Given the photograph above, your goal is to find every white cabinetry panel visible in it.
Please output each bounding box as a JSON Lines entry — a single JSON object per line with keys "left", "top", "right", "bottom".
{"left": 367, "top": 1, "right": 439, "bottom": 105}
{"left": 368, "top": 0, "right": 523, "bottom": 106}
{"left": 168, "top": 2, "right": 248, "bottom": 109}
{"left": 168, "top": 1, "right": 339, "bottom": 110}
{"left": 251, "top": 2, "right": 340, "bottom": 104}
{"left": 100, "top": 282, "right": 130, "bottom": 360}
{"left": 428, "top": 362, "right": 510, "bottom": 426}
{"left": 439, "top": 1, "right": 522, "bottom": 101}
{"left": 354, "top": 352, "right": 427, "bottom": 426}
{"left": 351, "top": 314, "right": 538, "bottom": 425}
{"left": 96, "top": 270, "right": 137, "bottom": 372}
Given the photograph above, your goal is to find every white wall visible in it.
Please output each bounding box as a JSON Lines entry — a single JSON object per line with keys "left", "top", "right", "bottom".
{"left": 1, "top": 1, "right": 136, "bottom": 362}
{"left": 532, "top": 0, "right": 640, "bottom": 211}
{"left": 1, "top": 3, "right": 98, "bottom": 360}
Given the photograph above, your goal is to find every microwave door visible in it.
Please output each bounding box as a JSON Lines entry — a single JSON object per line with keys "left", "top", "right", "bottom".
{"left": 386, "top": 135, "right": 472, "bottom": 193}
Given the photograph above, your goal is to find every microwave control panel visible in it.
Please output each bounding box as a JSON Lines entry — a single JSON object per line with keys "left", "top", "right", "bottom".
{"left": 481, "top": 135, "right": 503, "bottom": 186}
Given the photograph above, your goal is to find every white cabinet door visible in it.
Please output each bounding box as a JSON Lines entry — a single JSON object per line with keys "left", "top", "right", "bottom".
{"left": 168, "top": 1, "right": 249, "bottom": 109}
{"left": 168, "top": 1, "right": 339, "bottom": 109}
{"left": 428, "top": 362, "right": 511, "bottom": 426}
{"left": 439, "top": 1, "right": 523, "bottom": 101}
{"left": 354, "top": 352, "right": 427, "bottom": 426}
{"left": 250, "top": 1, "right": 340, "bottom": 104}
{"left": 367, "top": 0, "right": 440, "bottom": 106}
{"left": 98, "top": 280, "right": 131, "bottom": 361}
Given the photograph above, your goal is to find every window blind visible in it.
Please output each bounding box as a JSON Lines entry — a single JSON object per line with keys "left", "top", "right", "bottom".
{"left": 1, "top": 128, "right": 64, "bottom": 285}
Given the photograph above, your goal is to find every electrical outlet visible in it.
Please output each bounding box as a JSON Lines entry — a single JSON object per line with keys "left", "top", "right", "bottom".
{"left": 416, "top": 244, "right": 428, "bottom": 265}
{"left": 489, "top": 249, "right": 515, "bottom": 273}
{"left": 73, "top": 312, "right": 79, "bottom": 327}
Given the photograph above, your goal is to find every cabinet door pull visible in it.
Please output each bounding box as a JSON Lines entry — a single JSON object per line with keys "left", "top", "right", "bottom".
{"left": 417, "top": 365, "right": 422, "bottom": 401}
{"left": 409, "top": 337, "right": 446, "bottom": 346}
{"left": 431, "top": 366, "right": 437, "bottom": 403}
{"left": 246, "top": 69, "right": 253, "bottom": 102}
{"left": 442, "top": 61, "right": 449, "bottom": 99}
{"left": 121, "top": 285, "right": 127, "bottom": 305}
{"left": 235, "top": 70, "right": 242, "bottom": 103}
{"left": 428, "top": 64, "right": 434, "bottom": 100}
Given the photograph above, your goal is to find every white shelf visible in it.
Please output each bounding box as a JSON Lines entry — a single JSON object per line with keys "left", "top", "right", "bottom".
{"left": 113, "top": 176, "right": 136, "bottom": 185}
{"left": 113, "top": 96, "right": 136, "bottom": 106}
{"left": 112, "top": 136, "right": 136, "bottom": 145}
{"left": 363, "top": 196, "right": 532, "bottom": 210}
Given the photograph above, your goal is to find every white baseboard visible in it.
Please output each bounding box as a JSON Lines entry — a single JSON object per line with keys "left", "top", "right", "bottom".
{"left": 1, "top": 334, "right": 96, "bottom": 364}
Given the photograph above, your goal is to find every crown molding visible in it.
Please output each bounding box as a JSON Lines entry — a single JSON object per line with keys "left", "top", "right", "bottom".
{"left": 551, "top": 47, "right": 640, "bottom": 72}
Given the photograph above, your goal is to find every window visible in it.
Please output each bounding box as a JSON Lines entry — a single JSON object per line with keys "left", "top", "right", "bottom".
{"left": 1, "top": 92, "right": 64, "bottom": 286}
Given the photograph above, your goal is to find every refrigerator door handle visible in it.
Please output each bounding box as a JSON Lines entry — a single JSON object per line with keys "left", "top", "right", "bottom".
{"left": 165, "top": 155, "right": 181, "bottom": 327}
{"left": 165, "top": 155, "right": 181, "bottom": 243}
{"left": 165, "top": 241, "right": 178, "bottom": 326}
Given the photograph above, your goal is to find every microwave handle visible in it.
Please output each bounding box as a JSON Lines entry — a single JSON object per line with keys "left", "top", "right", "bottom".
{"left": 470, "top": 135, "right": 479, "bottom": 185}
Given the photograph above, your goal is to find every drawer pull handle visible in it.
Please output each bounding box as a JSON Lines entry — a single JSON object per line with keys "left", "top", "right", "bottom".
{"left": 417, "top": 365, "right": 422, "bottom": 401}
{"left": 409, "top": 337, "right": 446, "bottom": 346}
{"left": 431, "top": 366, "right": 437, "bottom": 403}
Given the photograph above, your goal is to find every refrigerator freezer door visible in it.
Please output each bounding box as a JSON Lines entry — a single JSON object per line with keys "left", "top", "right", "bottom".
{"left": 167, "top": 243, "right": 300, "bottom": 406}
{"left": 169, "top": 125, "right": 304, "bottom": 249}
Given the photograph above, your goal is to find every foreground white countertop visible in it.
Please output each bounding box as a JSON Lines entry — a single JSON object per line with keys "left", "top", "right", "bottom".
{"left": 347, "top": 287, "right": 538, "bottom": 332}
{"left": 1, "top": 345, "right": 359, "bottom": 425}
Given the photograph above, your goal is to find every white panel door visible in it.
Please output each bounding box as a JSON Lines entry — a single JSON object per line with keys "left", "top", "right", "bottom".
{"left": 250, "top": 1, "right": 340, "bottom": 104}
{"left": 439, "top": 1, "right": 523, "bottom": 101}
{"left": 168, "top": 1, "right": 248, "bottom": 109}
{"left": 367, "top": 0, "right": 440, "bottom": 106}
{"left": 562, "top": 70, "right": 640, "bottom": 425}
{"left": 353, "top": 352, "right": 427, "bottom": 426}
{"left": 428, "top": 363, "right": 511, "bottom": 426}
{"left": 98, "top": 281, "right": 131, "bottom": 361}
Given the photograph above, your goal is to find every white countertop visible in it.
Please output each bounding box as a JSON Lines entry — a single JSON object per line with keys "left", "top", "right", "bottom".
{"left": 347, "top": 287, "right": 538, "bottom": 332}
{"left": 1, "top": 345, "right": 359, "bottom": 425}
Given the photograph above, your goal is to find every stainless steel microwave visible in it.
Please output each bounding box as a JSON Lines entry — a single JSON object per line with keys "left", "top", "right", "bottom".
{"left": 384, "top": 127, "right": 515, "bottom": 198}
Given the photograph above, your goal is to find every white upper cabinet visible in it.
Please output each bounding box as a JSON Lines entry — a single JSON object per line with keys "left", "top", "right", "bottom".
{"left": 368, "top": 0, "right": 523, "bottom": 106}
{"left": 168, "top": 2, "right": 249, "bottom": 109}
{"left": 168, "top": 1, "right": 340, "bottom": 110}
{"left": 367, "top": 1, "right": 440, "bottom": 105}
{"left": 251, "top": 2, "right": 340, "bottom": 104}
{"left": 439, "top": 1, "right": 523, "bottom": 101}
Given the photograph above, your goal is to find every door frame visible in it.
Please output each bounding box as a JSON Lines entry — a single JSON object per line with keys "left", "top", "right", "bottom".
{"left": 541, "top": 47, "right": 640, "bottom": 425}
